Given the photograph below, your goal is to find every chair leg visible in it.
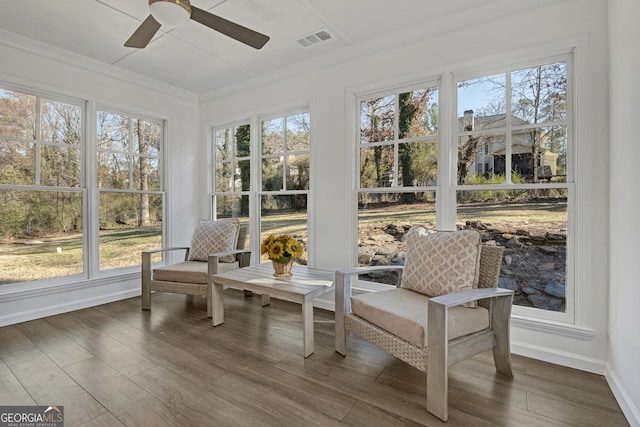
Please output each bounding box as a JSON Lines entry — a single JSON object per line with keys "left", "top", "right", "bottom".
{"left": 492, "top": 295, "right": 514, "bottom": 377}
{"left": 141, "top": 253, "right": 151, "bottom": 310}
{"left": 207, "top": 282, "right": 213, "bottom": 318}
{"left": 427, "top": 300, "right": 448, "bottom": 422}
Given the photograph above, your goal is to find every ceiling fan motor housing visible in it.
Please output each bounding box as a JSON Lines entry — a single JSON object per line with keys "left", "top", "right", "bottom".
{"left": 149, "top": 0, "right": 192, "bottom": 28}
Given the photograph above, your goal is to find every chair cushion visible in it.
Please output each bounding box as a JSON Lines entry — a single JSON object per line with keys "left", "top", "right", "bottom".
{"left": 402, "top": 226, "right": 482, "bottom": 307}
{"left": 153, "top": 260, "right": 239, "bottom": 284}
{"left": 351, "top": 288, "right": 489, "bottom": 348}
{"left": 187, "top": 219, "right": 240, "bottom": 262}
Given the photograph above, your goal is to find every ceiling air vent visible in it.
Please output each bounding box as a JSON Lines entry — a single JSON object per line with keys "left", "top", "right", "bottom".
{"left": 294, "top": 29, "right": 332, "bottom": 48}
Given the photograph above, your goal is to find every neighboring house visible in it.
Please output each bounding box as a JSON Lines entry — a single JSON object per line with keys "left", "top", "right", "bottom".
{"left": 459, "top": 110, "right": 559, "bottom": 181}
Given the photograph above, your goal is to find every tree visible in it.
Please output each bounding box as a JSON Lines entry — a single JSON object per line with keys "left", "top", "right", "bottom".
{"left": 137, "top": 120, "right": 150, "bottom": 227}
{"left": 511, "top": 62, "right": 566, "bottom": 182}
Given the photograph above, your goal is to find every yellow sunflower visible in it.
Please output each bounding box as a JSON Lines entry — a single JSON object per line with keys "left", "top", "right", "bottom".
{"left": 260, "top": 235, "right": 274, "bottom": 255}
{"left": 286, "top": 239, "right": 304, "bottom": 258}
{"left": 268, "top": 241, "right": 285, "bottom": 260}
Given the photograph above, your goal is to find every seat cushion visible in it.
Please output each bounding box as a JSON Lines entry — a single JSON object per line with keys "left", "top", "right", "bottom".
{"left": 351, "top": 288, "right": 489, "bottom": 348}
{"left": 153, "top": 260, "right": 239, "bottom": 284}
{"left": 402, "top": 226, "right": 482, "bottom": 307}
{"left": 187, "top": 219, "right": 240, "bottom": 262}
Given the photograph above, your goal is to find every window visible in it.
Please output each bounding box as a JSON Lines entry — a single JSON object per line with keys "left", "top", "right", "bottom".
{"left": 456, "top": 57, "right": 570, "bottom": 314}
{"left": 0, "top": 86, "right": 84, "bottom": 283}
{"left": 210, "top": 110, "right": 311, "bottom": 264}
{"left": 212, "top": 122, "right": 251, "bottom": 237}
{"left": 357, "top": 84, "right": 439, "bottom": 284}
{"left": 260, "top": 111, "right": 310, "bottom": 262}
{"left": 354, "top": 54, "right": 573, "bottom": 317}
{"left": 96, "top": 109, "right": 163, "bottom": 271}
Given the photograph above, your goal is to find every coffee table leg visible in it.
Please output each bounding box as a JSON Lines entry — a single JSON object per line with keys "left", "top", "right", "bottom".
{"left": 302, "top": 301, "right": 314, "bottom": 358}
{"left": 212, "top": 282, "right": 224, "bottom": 326}
{"left": 261, "top": 293, "right": 270, "bottom": 306}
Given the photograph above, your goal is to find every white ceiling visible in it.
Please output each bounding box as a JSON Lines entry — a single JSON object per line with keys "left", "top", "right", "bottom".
{"left": 0, "top": 0, "right": 561, "bottom": 97}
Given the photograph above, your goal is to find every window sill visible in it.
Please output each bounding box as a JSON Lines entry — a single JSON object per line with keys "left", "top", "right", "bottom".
{"left": 511, "top": 314, "right": 595, "bottom": 340}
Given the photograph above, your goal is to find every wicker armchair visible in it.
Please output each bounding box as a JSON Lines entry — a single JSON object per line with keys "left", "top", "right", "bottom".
{"left": 335, "top": 227, "right": 514, "bottom": 422}
{"left": 141, "top": 220, "right": 251, "bottom": 324}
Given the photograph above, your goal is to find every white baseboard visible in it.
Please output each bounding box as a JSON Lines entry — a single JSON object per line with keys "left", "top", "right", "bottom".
{"left": 510, "top": 340, "right": 607, "bottom": 374}
{"left": 605, "top": 365, "right": 640, "bottom": 427}
{"left": 0, "top": 275, "right": 140, "bottom": 327}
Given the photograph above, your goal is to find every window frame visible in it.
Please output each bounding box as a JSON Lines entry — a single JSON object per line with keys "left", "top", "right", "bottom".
{"left": 350, "top": 45, "right": 587, "bottom": 330}
{"left": 95, "top": 106, "right": 166, "bottom": 273}
{"left": 210, "top": 106, "right": 312, "bottom": 266}
{"left": 0, "top": 83, "right": 88, "bottom": 284}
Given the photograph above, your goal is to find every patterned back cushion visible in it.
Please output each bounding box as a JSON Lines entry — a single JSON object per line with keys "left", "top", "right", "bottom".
{"left": 401, "top": 226, "right": 482, "bottom": 307}
{"left": 187, "top": 219, "right": 240, "bottom": 263}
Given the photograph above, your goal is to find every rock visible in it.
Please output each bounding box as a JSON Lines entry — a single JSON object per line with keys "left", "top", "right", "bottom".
{"left": 544, "top": 281, "right": 566, "bottom": 299}
{"left": 515, "top": 229, "right": 531, "bottom": 236}
{"left": 358, "top": 248, "right": 374, "bottom": 264}
{"left": 505, "top": 237, "right": 522, "bottom": 248}
{"left": 376, "top": 245, "right": 397, "bottom": 256}
{"left": 466, "top": 220, "right": 488, "bottom": 230}
{"left": 370, "top": 234, "right": 394, "bottom": 242}
{"left": 504, "top": 255, "right": 512, "bottom": 265}
{"left": 391, "top": 256, "right": 405, "bottom": 265}
{"left": 372, "top": 255, "right": 388, "bottom": 262}
{"left": 541, "top": 262, "right": 555, "bottom": 270}
{"left": 522, "top": 287, "right": 537, "bottom": 295}
{"left": 539, "top": 246, "right": 558, "bottom": 254}
{"left": 545, "top": 233, "right": 566, "bottom": 241}
{"left": 528, "top": 295, "right": 563, "bottom": 311}
{"left": 498, "top": 277, "right": 519, "bottom": 291}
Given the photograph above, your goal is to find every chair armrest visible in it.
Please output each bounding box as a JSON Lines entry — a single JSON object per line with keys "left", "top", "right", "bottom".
{"left": 207, "top": 249, "right": 253, "bottom": 275}
{"left": 142, "top": 246, "right": 190, "bottom": 255}
{"left": 142, "top": 246, "right": 191, "bottom": 263}
{"left": 336, "top": 265, "right": 404, "bottom": 277}
{"left": 142, "top": 247, "right": 191, "bottom": 271}
{"left": 429, "top": 287, "right": 514, "bottom": 309}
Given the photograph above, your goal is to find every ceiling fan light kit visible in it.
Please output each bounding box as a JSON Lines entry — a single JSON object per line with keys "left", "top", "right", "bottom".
{"left": 149, "top": 0, "right": 191, "bottom": 29}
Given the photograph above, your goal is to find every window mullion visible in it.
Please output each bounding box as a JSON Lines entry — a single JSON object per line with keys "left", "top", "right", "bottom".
{"left": 438, "top": 72, "right": 455, "bottom": 230}
{"left": 505, "top": 71, "right": 513, "bottom": 184}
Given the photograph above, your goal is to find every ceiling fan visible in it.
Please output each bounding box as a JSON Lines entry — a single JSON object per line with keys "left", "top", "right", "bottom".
{"left": 124, "top": 0, "right": 270, "bottom": 49}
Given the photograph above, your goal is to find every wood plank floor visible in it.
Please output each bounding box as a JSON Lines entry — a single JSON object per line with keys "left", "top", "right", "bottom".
{"left": 0, "top": 290, "right": 629, "bottom": 426}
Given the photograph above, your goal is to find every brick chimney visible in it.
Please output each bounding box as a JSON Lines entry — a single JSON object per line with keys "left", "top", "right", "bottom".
{"left": 463, "top": 110, "right": 474, "bottom": 131}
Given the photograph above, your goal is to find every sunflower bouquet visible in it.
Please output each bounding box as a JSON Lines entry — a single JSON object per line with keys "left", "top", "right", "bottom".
{"left": 260, "top": 234, "right": 304, "bottom": 263}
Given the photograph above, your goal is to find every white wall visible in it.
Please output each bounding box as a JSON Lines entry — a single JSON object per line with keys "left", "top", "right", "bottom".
{"left": 607, "top": 0, "right": 640, "bottom": 424}
{"left": 200, "top": 0, "right": 612, "bottom": 374}
{"left": 0, "top": 33, "right": 201, "bottom": 326}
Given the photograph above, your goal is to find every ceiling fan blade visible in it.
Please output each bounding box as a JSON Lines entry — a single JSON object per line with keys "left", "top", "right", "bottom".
{"left": 124, "top": 15, "right": 162, "bottom": 48}
{"left": 190, "top": 6, "right": 270, "bottom": 49}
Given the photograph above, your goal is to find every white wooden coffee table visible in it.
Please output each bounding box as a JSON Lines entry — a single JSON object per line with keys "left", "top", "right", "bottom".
{"left": 211, "top": 263, "right": 334, "bottom": 358}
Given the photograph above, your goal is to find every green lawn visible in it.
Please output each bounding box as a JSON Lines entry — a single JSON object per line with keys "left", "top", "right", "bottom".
{"left": 0, "top": 226, "right": 161, "bottom": 284}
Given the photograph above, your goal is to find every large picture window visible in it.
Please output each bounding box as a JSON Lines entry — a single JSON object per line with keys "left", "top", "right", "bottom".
{"left": 260, "top": 111, "right": 310, "bottom": 263}
{"left": 96, "top": 109, "right": 164, "bottom": 271}
{"left": 456, "top": 57, "right": 570, "bottom": 313}
{"left": 212, "top": 110, "right": 311, "bottom": 264}
{"left": 356, "top": 84, "right": 439, "bottom": 284}
{"left": 212, "top": 122, "right": 251, "bottom": 241}
{"left": 0, "top": 86, "right": 84, "bottom": 284}
{"left": 354, "top": 54, "right": 573, "bottom": 316}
